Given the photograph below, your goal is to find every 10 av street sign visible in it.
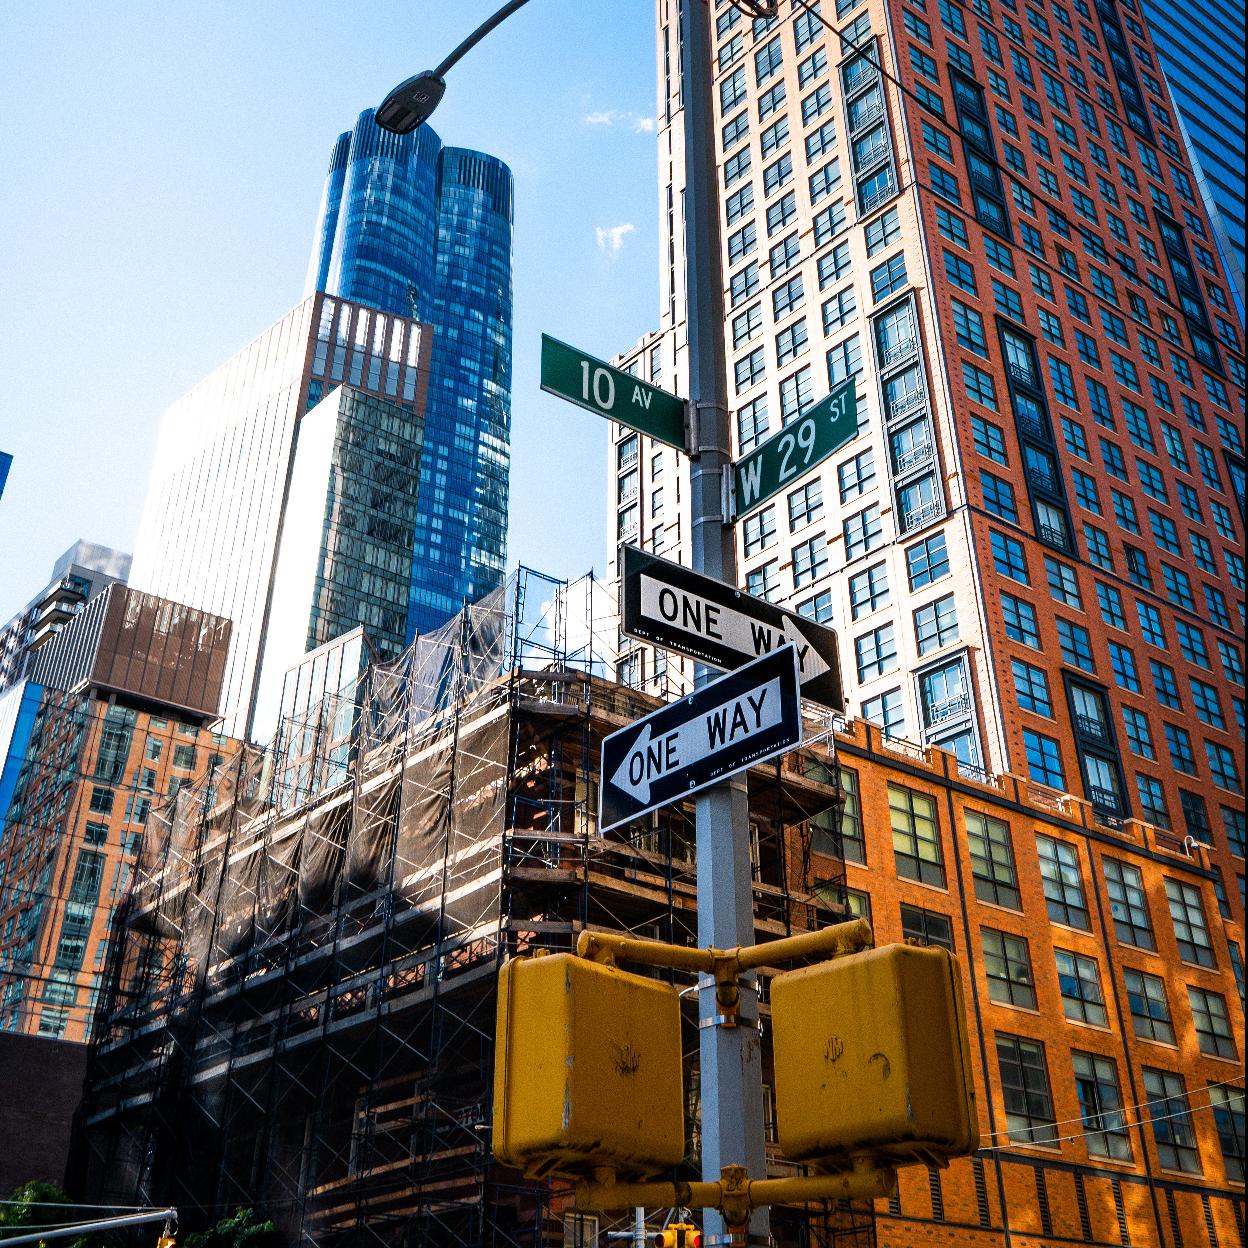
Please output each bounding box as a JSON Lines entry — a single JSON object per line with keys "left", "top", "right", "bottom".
{"left": 600, "top": 645, "right": 803, "bottom": 832}
{"left": 732, "top": 378, "right": 858, "bottom": 518}
{"left": 540, "top": 334, "right": 687, "bottom": 450}
{"left": 621, "top": 544, "right": 844, "bottom": 710}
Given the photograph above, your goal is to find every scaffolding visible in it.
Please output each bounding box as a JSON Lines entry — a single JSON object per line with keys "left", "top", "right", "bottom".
{"left": 75, "top": 568, "right": 873, "bottom": 1248}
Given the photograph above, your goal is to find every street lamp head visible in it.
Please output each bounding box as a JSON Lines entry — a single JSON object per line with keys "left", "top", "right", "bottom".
{"left": 376, "top": 71, "right": 446, "bottom": 134}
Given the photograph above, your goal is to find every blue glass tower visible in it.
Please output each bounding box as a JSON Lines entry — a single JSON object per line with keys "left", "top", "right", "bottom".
{"left": 307, "top": 110, "right": 514, "bottom": 636}
{"left": 1139, "top": 0, "right": 1246, "bottom": 316}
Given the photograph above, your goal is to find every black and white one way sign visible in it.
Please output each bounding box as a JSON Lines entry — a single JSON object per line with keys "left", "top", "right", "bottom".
{"left": 599, "top": 645, "right": 803, "bottom": 832}
{"left": 620, "top": 544, "right": 843, "bottom": 711}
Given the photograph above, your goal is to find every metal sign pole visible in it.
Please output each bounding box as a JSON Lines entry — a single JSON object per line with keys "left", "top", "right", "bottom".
{"left": 678, "top": 0, "right": 770, "bottom": 1240}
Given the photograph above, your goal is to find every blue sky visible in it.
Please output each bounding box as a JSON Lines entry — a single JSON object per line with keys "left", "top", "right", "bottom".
{"left": 0, "top": 2, "right": 659, "bottom": 621}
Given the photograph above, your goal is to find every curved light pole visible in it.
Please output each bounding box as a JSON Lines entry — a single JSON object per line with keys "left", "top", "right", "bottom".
{"left": 376, "top": 4, "right": 773, "bottom": 1240}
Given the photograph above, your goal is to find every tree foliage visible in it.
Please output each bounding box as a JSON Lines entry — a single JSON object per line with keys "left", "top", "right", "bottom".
{"left": 0, "top": 1182, "right": 104, "bottom": 1248}
{"left": 182, "top": 1211, "right": 280, "bottom": 1248}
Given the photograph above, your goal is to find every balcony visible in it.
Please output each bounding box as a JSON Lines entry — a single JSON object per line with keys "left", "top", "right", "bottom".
{"left": 902, "top": 500, "right": 943, "bottom": 531}
{"left": 887, "top": 387, "right": 927, "bottom": 420}
{"left": 1028, "top": 467, "right": 1059, "bottom": 493}
{"left": 850, "top": 98, "right": 884, "bottom": 131}
{"left": 1073, "top": 713, "right": 1109, "bottom": 742}
{"left": 860, "top": 176, "right": 897, "bottom": 212}
{"left": 881, "top": 336, "right": 919, "bottom": 368}
{"left": 1088, "top": 785, "right": 1123, "bottom": 814}
{"left": 970, "top": 166, "right": 999, "bottom": 193}
{"left": 1015, "top": 412, "right": 1049, "bottom": 443}
{"left": 844, "top": 63, "right": 880, "bottom": 95}
{"left": 1006, "top": 360, "right": 1038, "bottom": 389}
{"left": 925, "top": 691, "right": 972, "bottom": 726}
{"left": 1037, "top": 521, "right": 1069, "bottom": 548}
{"left": 894, "top": 443, "right": 934, "bottom": 474}
{"left": 854, "top": 140, "right": 891, "bottom": 174}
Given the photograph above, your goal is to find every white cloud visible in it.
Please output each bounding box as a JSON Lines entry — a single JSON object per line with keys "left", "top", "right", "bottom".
{"left": 582, "top": 109, "right": 657, "bottom": 134}
{"left": 596, "top": 223, "right": 636, "bottom": 256}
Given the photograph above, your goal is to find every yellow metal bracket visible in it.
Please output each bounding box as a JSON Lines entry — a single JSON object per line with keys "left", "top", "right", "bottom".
{"left": 574, "top": 1157, "right": 896, "bottom": 1228}
{"left": 576, "top": 918, "right": 873, "bottom": 1027}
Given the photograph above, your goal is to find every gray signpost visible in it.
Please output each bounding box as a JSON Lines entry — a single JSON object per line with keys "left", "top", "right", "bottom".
{"left": 620, "top": 543, "right": 844, "bottom": 711}
{"left": 600, "top": 645, "right": 802, "bottom": 832}
{"left": 732, "top": 377, "right": 858, "bottom": 519}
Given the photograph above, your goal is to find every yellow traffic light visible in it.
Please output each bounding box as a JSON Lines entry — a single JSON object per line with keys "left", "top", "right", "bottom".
{"left": 770, "top": 943, "right": 978, "bottom": 1167}
{"left": 653, "top": 1225, "right": 702, "bottom": 1247}
{"left": 493, "top": 952, "right": 684, "bottom": 1179}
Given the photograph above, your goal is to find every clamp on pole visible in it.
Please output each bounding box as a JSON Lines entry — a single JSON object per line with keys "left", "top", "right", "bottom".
{"left": 576, "top": 919, "right": 873, "bottom": 1031}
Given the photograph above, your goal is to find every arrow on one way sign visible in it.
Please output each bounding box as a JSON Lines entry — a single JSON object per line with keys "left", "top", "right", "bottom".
{"left": 599, "top": 645, "right": 803, "bottom": 831}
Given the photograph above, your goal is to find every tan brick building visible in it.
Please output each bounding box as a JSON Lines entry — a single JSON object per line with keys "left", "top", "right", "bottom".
{"left": 0, "top": 585, "right": 234, "bottom": 1041}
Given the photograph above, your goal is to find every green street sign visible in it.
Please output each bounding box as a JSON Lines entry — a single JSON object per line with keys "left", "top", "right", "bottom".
{"left": 540, "top": 334, "right": 687, "bottom": 450}
{"left": 732, "top": 379, "right": 858, "bottom": 519}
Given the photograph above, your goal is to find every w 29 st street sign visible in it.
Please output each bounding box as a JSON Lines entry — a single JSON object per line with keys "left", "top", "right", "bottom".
{"left": 732, "top": 378, "right": 857, "bottom": 519}
{"left": 621, "top": 544, "right": 843, "bottom": 711}
{"left": 600, "top": 645, "right": 803, "bottom": 832}
{"left": 540, "top": 334, "right": 687, "bottom": 450}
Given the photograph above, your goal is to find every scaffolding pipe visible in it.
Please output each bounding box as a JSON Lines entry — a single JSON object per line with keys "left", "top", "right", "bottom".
{"left": 0, "top": 1208, "right": 177, "bottom": 1246}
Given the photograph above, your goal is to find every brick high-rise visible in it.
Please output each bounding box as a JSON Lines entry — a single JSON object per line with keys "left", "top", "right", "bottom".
{"left": 607, "top": 0, "right": 1245, "bottom": 1242}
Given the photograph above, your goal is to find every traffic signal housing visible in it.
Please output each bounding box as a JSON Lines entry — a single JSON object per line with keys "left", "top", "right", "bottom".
{"left": 493, "top": 952, "right": 684, "bottom": 1178}
{"left": 653, "top": 1225, "right": 702, "bottom": 1247}
{"left": 770, "top": 942, "right": 978, "bottom": 1167}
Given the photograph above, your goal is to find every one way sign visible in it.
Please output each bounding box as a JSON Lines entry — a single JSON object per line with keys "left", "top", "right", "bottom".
{"left": 620, "top": 544, "right": 844, "bottom": 711}
{"left": 599, "top": 645, "right": 803, "bottom": 832}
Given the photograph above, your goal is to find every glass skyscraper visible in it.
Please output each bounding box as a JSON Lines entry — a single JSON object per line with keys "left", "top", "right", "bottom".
{"left": 130, "top": 292, "right": 430, "bottom": 739}
{"left": 1139, "top": 0, "right": 1246, "bottom": 314}
{"left": 306, "top": 110, "right": 514, "bottom": 637}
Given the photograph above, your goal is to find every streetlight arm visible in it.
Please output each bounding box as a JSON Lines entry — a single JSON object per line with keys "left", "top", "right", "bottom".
{"left": 433, "top": 0, "right": 534, "bottom": 78}
{"left": 376, "top": 0, "right": 535, "bottom": 134}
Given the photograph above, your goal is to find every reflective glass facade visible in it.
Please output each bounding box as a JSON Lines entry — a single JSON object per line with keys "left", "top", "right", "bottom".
{"left": 306, "top": 110, "right": 514, "bottom": 636}
{"left": 1139, "top": 0, "right": 1246, "bottom": 313}
{"left": 131, "top": 293, "right": 428, "bottom": 739}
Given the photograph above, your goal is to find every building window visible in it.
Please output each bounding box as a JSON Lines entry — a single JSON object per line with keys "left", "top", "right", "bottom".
{"left": 1055, "top": 948, "right": 1108, "bottom": 1025}
{"left": 1188, "top": 988, "right": 1237, "bottom": 1059}
{"left": 1036, "top": 835, "right": 1088, "bottom": 928}
{"left": 983, "top": 928, "right": 1036, "bottom": 1008}
{"left": 862, "top": 688, "right": 905, "bottom": 738}
{"left": 889, "top": 784, "right": 944, "bottom": 887}
{"left": 966, "top": 812, "right": 1020, "bottom": 909}
{"left": 914, "top": 594, "right": 958, "bottom": 654}
{"left": 793, "top": 533, "right": 830, "bottom": 588}
{"left": 848, "top": 563, "right": 890, "bottom": 618}
{"left": 900, "top": 904, "right": 954, "bottom": 950}
{"left": 1125, "top": 967, "right": 1174, "bottom": 1044}
{"left": 1165, "top": 879, "right": 1214, "bottom": 967}
{"left": 997, "top": 1034, "right": 1058, "bottom": 1146}
{"left": 855, "top": 623, "right": 897, "bottom": 679}
{"left": 844, "top": 504, "right": 884, "bottom": 559}
{"left": 1143, "top": 1068, "right": 1202, "bottom": 1173}
{"left": 1011, "top": 660, "right": 1051, "bottom": 717}
{"left": 1209, "top": 1085, "right": 1245, "bottom": 1182}
{"left": 906, "top": 532, "right": 949, "bottom": 588}
{"left": 1102, "top": 857, "right": 1154, "bottom": 949}
{"left": 1073, "top": 1051, "right": 1131, "bottom": 1160}
{"left": 1023, "top": 731, "right": 1065, "bottom": 790}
